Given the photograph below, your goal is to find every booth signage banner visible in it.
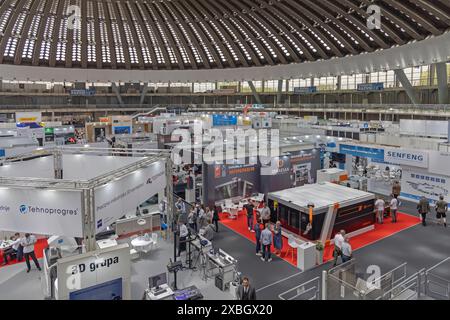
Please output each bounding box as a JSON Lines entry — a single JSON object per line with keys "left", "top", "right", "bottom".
{"left": 56, "top": 244, "right": 131, "bottom": 300}
{"left": 294, "top": 86, "right": 317, "bottom": 94}
{"left": 212, "top": 115, "right": 238, "bottom": 127}
{"left": 383, "top": 148, "right": 428, "bottom": 168}
{"left": 429, "top": 151, "right": 450, "bottom": 177}
{"left": 339, "top": 144, "right": 385, "bottom": 161}
{"left": 0, "top": 149, "right": 5, "bottom": 157}
{"left": 357, "top": 82, "right": 384, "bottom": 92}
{"left": 400, "top": 168, "right": 450, "bottom": 204}
{"left": 0, "top": 188, "right": 83, "bottom": 237}
{"left": 15, "top": 112, "right": 42, "bottom": 123}
{"left": 94, "top": 161, "right": 166, "bottom": 233}
{"left": 70, "top": 89, "right": 96, "bottom": 96}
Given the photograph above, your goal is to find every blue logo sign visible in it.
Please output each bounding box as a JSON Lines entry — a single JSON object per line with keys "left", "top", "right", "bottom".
{"left": 0, "top": 149, "right": 5, "bottom": 157}
{"left": 19, "top": 205, "right": 28, "bottom": 214}
{"left": 339, "top": 144, "right": 385, "bottom": 161}
{"left": 97, "top": 219, "right": 103, "bottom": 229}
{"left": 212, "top": 115, "right": 237, "bottom": 127}
{"left": 357, "top": 82, "right": 384, "bottom": 92}
{"left": 294, "top": 86, "right": 317, "bottom": 94}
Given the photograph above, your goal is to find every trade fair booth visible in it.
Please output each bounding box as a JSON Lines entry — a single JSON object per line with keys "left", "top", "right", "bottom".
{"left": 0, "top": 147, "right": 170, "bottom": 300}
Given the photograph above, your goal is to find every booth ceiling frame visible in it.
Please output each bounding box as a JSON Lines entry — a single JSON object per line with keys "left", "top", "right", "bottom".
{"left": 0, "top": 147, "right": 170, "bottom": 190}
{"left": 0, "top": 0, "right": 449, "bottom": 82}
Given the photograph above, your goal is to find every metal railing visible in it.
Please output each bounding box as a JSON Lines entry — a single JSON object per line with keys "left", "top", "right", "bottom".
{"left": 377, "top": 269, "right": 426, "bottom": 300}
{"left": 278, "top": 276, "right": 321, "bottom": 300}
{"left": 1, "top": 103, "right": 450, "bottom": 112}
{"left": 425, "top": 257, "right": 450, "bottom": 300}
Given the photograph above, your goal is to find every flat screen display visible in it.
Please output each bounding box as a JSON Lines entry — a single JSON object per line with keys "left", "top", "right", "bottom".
{"left": 69, "top": 278, "right": 123, "bottom": 300}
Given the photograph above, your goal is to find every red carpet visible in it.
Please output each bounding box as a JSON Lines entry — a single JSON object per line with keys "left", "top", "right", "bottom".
{"left": 0, "top": 239, "right": 48, "bottom": 269}
{"left": 219, "top": 211, "right": 420, "bottom": 267}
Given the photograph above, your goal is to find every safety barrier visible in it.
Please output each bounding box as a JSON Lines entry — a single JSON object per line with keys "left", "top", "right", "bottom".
{"left": 278, "top": 276, "right": 321, "bottom": 300}
{"left": 425, "top": 257, "right": 450, "bottom": 300}
{"left": 377, "top": 269, "right": 426, "bottom": 300}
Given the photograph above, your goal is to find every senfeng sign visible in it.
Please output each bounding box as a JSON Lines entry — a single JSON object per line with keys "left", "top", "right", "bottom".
{"left": 384, "top": 148, "right": 428, "bottom": 168}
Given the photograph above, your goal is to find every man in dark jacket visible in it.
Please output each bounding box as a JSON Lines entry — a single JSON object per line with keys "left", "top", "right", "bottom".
{"left": 245, "top": 203, "right": 255, "bottom": 232}
{"left": 417, "top": 196, "right": 430, "bottom": 226}
{"left": 236, "top": 277, "right": 256, "bottom": 300}
{"left": 254, "top": 223, "right": 262, "bottom": 256}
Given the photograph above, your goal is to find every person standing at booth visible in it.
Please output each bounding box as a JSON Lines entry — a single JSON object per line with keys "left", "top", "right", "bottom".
{"left": 375, "top": 197, "right": 385, "bottom": 224}
{"left": 177, "top": 221, "right": 189, "bottom": 257}
{"left": 245, "top": 202, "right": 255, "bottom": 232}
{"left": 341, "top": 236, "right": 352, "bottom": 263}
{"left": 435, "top": 196, "right": 448, "bottom": 227}
{"left": 212, "top": 206, "right": 220, "bottom": 232}
{"left": 273, "top": 221, "right": 283, "bottom": 256}
{"left": 390, "top": 196, "right": 399, "bottom": 223}
{"left": 332, "top": 230, "right": 345, "bottom": 267}
{"left": 21, "top": 234, "right": 41, "bottom": 273}
{"left": 417, "top": 196, "right": 430, "bottom": 226}
{"left": 260, "top": 203, "right": 271, "bottom": 226}
{"left": 260, "top": 224, "right": 273, "bottom": 262}
{"left": 254, "top": 223, "right": 262, "bottom": 256}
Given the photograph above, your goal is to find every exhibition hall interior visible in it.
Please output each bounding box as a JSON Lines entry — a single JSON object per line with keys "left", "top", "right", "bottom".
{"left": 0, "top": 0, "right": 450, "bottom": 302}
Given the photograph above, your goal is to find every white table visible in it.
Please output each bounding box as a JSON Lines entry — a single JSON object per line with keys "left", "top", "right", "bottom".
{"left": 131, "top": 237, "right": 154, "bottom": 253}
{"left": 96, "top": 239, "right": 118, "bottom": 250}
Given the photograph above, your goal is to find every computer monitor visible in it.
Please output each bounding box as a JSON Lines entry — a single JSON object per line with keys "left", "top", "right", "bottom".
{"left": 149, "top": 273, "right": 167, "bottom": 290}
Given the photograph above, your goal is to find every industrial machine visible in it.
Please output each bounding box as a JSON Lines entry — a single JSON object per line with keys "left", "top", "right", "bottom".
{"left": 268, "top": 182, "right": 375, "bottom": 241}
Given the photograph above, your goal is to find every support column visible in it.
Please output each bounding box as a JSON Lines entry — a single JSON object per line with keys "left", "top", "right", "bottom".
{"left": 247, "top": 81, "right": 262, "bottom": 105}
{"left": 111, "top": 82, "right": 124, "bottom": 107}
{"left": 277, "top": 80, "right": 284, "bottom": 105}
{"left": 165, "top": 156, "right": 174, "bottom": 233}
{"left": 82, "top": 189, "right": 96, "bottom": 252}
{"left": 436, "top": 62, "right": 449, "bottom": 104}
{"left": 53, "top": 150, "right": 63, "bottom": 179}
{"left": 139, "top": 83, "right": 149, "bottom": 106}
{"left": 394, "top": 69, "right": 418, "bottom": 105}
{"left": 248, "top": 81, "right": 262, "bottom": 104}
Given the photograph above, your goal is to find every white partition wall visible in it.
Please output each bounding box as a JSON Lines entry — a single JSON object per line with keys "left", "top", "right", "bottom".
{"left": 0, "top": 188, "right": 83, "bottom": 237}
{"left": 94, "top": 161, "right": 166, "bottom": 233}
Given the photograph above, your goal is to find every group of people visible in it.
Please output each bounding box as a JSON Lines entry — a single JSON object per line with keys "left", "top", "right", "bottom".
{"left": 373, "top": 180, "right": 448, "bottom": 227}
{"left": 175, "top": 198, "right": 220, "bottom": 257}
{"left": 416, "top": 195, "right": 447, "bottom": 227}
{"left": 244, "top": 202, "right": 282, "bottom": 263}
{"left": 332, "top": 230, "right": 353, "bottom": 266}
{"left": 1, "top": 233, "right": 41, "bottom": 272}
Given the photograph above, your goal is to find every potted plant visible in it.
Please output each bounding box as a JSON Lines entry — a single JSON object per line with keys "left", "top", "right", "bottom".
{"left": 315, "top": 241, "right": 324, "bottom": 265}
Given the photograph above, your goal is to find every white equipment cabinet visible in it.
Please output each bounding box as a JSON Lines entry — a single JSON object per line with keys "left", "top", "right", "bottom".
{"left": 297, "top": 242, "right": 316, "bottom": 271}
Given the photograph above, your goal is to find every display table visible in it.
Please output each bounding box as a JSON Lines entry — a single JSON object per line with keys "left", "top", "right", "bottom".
{"left": 131, "top": 236, "right": 154, "bottom": 253}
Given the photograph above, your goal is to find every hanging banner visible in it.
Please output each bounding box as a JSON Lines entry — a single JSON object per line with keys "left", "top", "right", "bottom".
{"left": 294, "top": 86, "right": 317, "bottom": 94}
{"left": 339, "top": 144, "right": 385, "bottom": 161}
{"left": 383, "top": 148, "right": 428, "bottom": 168}
{"left": 94, "top": 161, "right": 166, "bottom": 233}
{"left": 400, "top": 168, "right": 450, "bottom": 204}
{"left": 0, "top": 188, "right": 83, "bottom": 237}
{"left": 357, "top": 82, "right": 384, "bottom": 91}
{"left": 15, "top": 112, "right": 42, "bottom": 123}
